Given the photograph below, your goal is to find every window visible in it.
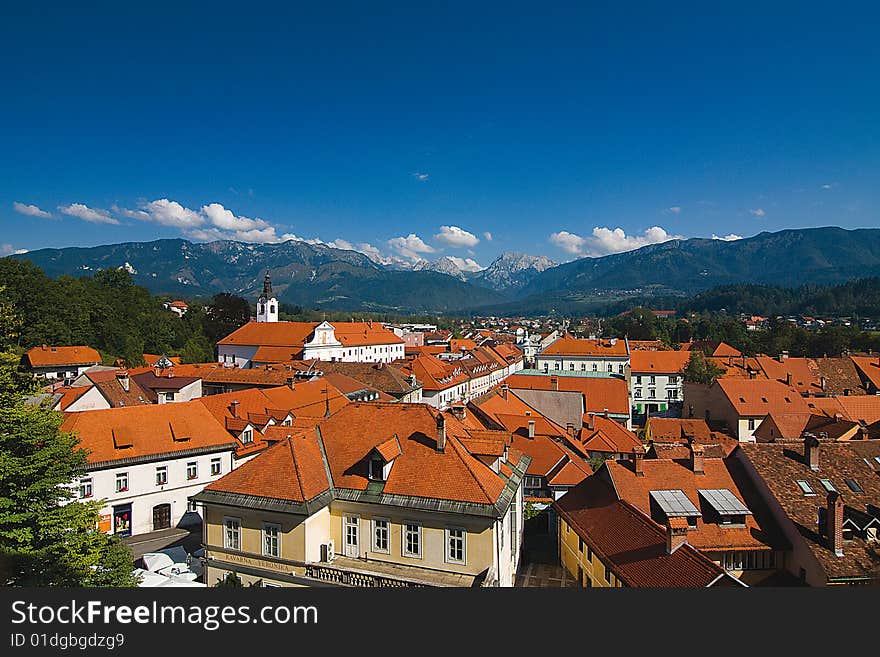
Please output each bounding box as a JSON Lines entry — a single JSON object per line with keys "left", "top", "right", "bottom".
{"left": 579, "top": 537, "right": 585, "bottom": 553}
{"left": 819, "top": 479, "right": 836, "bottom": 493}
{"left": 667, "top": 389, "right": 677, "bottom": 400}
{"left": 618, "top": 364, "right": 624, "bottom": 373}
{"left": 669, "top": 375, "right": 678, "bottom": 384}
{"left": 592, "top": 363, "right": 598, "bottom": 372}
{"left": 263, "top": 523, "right": 280, "bottom": 557}
{"left": 525, "top": 476, "right": 542, "bottom": 489}
{"left": 187, "top": 499, "right": 198, "bottom": 513}
{"left": 634, "top": 388, "right": 642, "bottom": 398}
{"left": 844, "top": 478, "right": 864, "bottom": 493}
{"left": 580, "top": 363, "right": 586, "bottom": 371}
{"left": 372, "top": 518, "right": 390, "bottom": 553}
{"left": 796, "top": 480, "right": 816, "bottom": 496}
{"left": 446, "top": 527, "right": 466, "bottom": 564}
{"left": 649, "top": 376, "right": 656, "bottom": 385}
{"left": 403, "top": 522, "right": 422, "bottom": 558}
{"left": 635, "top": 376, "right": 642, "bottom": 384}
{"left": 607, "top": 364, "right": 612, "bottom": 372}
{"left": 210, "top": 458, "right": 222, "bottom": 476}
{"left": 224, "top": 517, "right": 241, "bottom": 551}
{"left": 241, "top": 429, "right": 253, "bottom": 444}
{"left": 748, "top": 418, "right": 756, "bottom": 431}
{"left": 369, "top": 457, "right": 385, "bottom": 481}
{"left": 79, "top": 477, "right": 93, "bottom": 499}
{"left": 648, "top": 389, "right": 655, "bottom": 399}
{"left": 155, "top": 466, "right": 168, "bottom": 486}
{"left": 164, "top": 393, "right": 175, "bottom": 402}
{"left": 569, "top": 363, "right": 574, "bottom": 370}
{"left": 587, "top": 545, "right": 593, "bottom": 563}
{"left": 115, "top": 472, "right": 128, "bottom": 493}
{"left": 186, "top": 461, "right": 198, "bottom": 480}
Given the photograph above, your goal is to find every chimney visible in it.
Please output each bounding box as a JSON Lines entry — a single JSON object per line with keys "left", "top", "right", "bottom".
{"left": 633, "top": 444, "right": 645, "bottom": 477}
{"left": 566, "top": 422, "right": 575, "bottom": 437}
{"left": 451, "top": 404, "right": 467, "bottom": 421}
{"left": 550, "top": 376, "right": 558, "bottom": 391}
{"left": 666, "top": 519, "right": 688, "bottom": 554}
{"left": 821, "top": 377, "right": 827, "bottom": 393}
{"left": 804, "top": 434, "right": 820, "bottom": 471}
{"left": 116, "top": 371, "right": 130, "bottom": 392}
{"left": 527, "top": 420, "right": 536, "bottom": 439}
{"left": 741, "top": 355, "right": 747, "bottom": 368}
{"left": 436, "top": 413, "right": 446, "bottom": 452}
{"left": 785, "top": 372, "right": 792, "bottom": 387}
{"left": 691, "top": 443, "right": 705, "bottom": 475}
{"left": 779, "top": 351, "right": 789, "bottom": 362}
{"left": 603, "top": 408, "right": 609, "bottom": 418}
{"left": 749, "top": 369, "right": 757, "bottom": 379}
{"left": 286, "top": 375, "right": 296, "bottom": 390}
{"left": 230, "top": 401, "right": 239, "bottom": 417}
{"left": 500, "top": 384, "right": 509, "bottom": 400}
{"left": 586, "top": 413, "right": 595, "bottom": 430}
{"left": 826, "top": 491, "right": 844, "bottom": 557}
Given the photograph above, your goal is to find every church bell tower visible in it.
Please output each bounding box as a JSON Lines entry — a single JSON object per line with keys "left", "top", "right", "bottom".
{"left": 256, "top": 270, "right": 278, "bottom": 323}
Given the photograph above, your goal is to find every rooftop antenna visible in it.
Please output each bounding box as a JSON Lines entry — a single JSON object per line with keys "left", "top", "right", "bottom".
{"left": 323, "top": 387, "right": 331, "bottom": 417}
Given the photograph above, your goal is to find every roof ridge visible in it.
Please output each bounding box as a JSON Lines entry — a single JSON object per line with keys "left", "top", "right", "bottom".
{"left": 448, "top": 435, "right": 497, "bottom": 504}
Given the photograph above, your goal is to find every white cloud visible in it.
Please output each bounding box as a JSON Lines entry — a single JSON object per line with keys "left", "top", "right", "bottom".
{"left": 666, "top": 206, "right": 681, "bottom": 214}
{"left": 750, "top": 208, "right": 766, "bottom": 217}
{"left": 712, "top": 233, "right": 743, "bottom": 241}
{"left": 549, "top": 226, "right": 681, "bottom": 257}
{"left": 821, "top": 182, "right": 837, "bottom": 190}
{"left": 387, "top": 233, "right": 436, "bottom": 261}
{"left": 0, "top": 244, "right": 28, "bottom": 256}
{"left": 413, "top": 172, "right": 429, "bottom": 181}
{"left": 136, "top": 199, "right": 204, "bottom": 228}
{"left": 201, "top": 203, "right": 271, "bottom": 233}
{"left": 445, "top": 256, "right": 485, "bottom": 272}
{"left": 434, "top": 225, "right": 479, "bottom": 248}
{"left": 13, "top": 202, "right": 52, "bottom": 218}
{"left": 58, "top": 203, "right": 120, "bottom": 225}
{"left": 483, "top": 231, "right": 493, "bottom": 241}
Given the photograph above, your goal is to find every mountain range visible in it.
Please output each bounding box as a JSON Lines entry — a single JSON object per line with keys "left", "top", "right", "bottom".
{"left": 10, "top": 227, "right": 880, "bottom": 314}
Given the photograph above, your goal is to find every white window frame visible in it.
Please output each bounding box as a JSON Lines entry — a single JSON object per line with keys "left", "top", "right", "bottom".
{"left": 262, "top": 522, "right": 281, "bottom": 558}
{"left": 445, "top": 527, "right": 466, "bottom": 565}
{"left": 186, "top": 461, "right": 198, "bottom": 481}
{"left": 79, "top": 477, "right": 93, "bottom": 499}
{"left": 372, "top": 517, "right": 390, "bottom": 554}
{"left": 115, "top": 472, "right": 128, "bottom": 493}
{"left": 187, "top": 499, "right": 198, "bottom": 513}
{"left": 402, "top": 521, "right": 422, "bottom": 559}
{"left": 210, "top": 457, "right": 222, "bottom": 476}
{"left": 155, "top": 465, "right": 168, "bottom": 486}
{"left": 223, "top": 516, "right": 242, "bottom": 551}
{"left": 241, "top": 429, "right": 253, "bottom": 444}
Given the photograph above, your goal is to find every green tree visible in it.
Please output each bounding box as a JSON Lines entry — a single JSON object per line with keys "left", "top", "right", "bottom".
{"left": 204, "top": 293, "right": 251, "bottom": 343}
{"left": 682, "top": 351, "right": 723, "bottom": 385}
{"left": 180, "top": 334, "right": 214, "bottom": 364}
{"left": 0, "top": 299, "right": 136, "bottom": 586}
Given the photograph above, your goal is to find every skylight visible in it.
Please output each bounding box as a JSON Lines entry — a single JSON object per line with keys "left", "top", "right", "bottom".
{"left": 819, "top": 479, "right": 836, "bottom": 493}
{"left": 796, "top": 480, "right": 815, "bottom": 496}
{"left": 844, "top": 478, "right": 864, "bottom": 493}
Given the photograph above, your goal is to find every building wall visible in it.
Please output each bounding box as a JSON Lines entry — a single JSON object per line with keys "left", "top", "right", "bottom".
{"left": 33, "top": 364, "right": 98, "bottom": 380}
{"left": 61, "top": 386, "right": 112, "bottom": 412}
{"left": 218, "top": 345, "right": 260, "bottom": 369}
{"left": 155, "top": 379, "right": 203, "bottom": 404}
{"left": 79, "top": 449, "right": 236, "bottom": 536}
{"left": 683, "top": 383, "right": 747, "bottom": 440}
{"left": 558, "top": 517, "right": 622, "bottom": 587}
{"left": 631, "top": 371, "right": 683, "bottom": 413}
{"left": 535, "top": 355, "right": 629, "bottom": 375}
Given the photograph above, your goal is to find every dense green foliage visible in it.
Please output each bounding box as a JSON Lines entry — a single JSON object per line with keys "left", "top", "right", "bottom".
{"left": 0, "top": 289, "right": 137, "bottom": 586}
{"left": 682, "top": 352, "right": 725, "bottom": 384}
{"left": 0, "top": 258, "right": 253, "bottom": 364}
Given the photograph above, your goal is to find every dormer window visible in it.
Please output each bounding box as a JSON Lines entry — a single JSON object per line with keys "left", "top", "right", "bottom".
{"left": 369, "top": 456, "right": 386, "bottom": 481}
{"left": 241, "top": 429, "right": 253, "bottom": 444}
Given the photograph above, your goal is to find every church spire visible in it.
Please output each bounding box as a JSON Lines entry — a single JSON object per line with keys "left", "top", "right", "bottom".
{"left": 262, "top": 270, "right": 273, "bottom": 299}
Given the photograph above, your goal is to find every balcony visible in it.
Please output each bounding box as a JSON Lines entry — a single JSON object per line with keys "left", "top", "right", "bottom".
{"left": 305, "top": 556, "right": 485, "bottom": 587}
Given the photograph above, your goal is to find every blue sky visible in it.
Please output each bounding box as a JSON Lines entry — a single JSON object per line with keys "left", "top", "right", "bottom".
{"left": 1, "top": 2, "right": 878, "bottom": 267}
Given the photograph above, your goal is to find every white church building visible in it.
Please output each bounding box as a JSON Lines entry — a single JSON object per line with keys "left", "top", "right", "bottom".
{"left": 216, "top": 271, "right": 405, "bottom": 368}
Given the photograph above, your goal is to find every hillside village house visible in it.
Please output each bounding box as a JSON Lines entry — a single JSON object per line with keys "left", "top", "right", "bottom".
{"left": 23, "top": 345, "right": 102, "bottom": 380}
{"left": 737, "top": 437, "right": 880, "bottom": 585}
{"left": 555, "top": 476, "right": 742, "bottom": 588}
{"left": 192, "top": 403, "right": 530, "bottom": 587}
{"left": 684, "top": 378, "right": 811, "bottom": 442}
{"left": 62, "top": 404, "right": 237, "bottom": 537}
{"left": 393, "top": 353, "right": 470, "bottom": 410}
{"left": 535, "top": 336, "right": 630, "bottom": 376}
{"left": 629, "top": 350, "right": 691, "bottom": 416}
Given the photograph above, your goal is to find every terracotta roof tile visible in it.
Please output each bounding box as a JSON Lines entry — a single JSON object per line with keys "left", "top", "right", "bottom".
{"left": 26, "top": 345, "right": 101, "bottom": 368}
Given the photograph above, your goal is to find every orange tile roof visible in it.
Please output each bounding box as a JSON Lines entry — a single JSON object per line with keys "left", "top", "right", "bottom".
{"left": 143, "top": 354, "right": 182, "bottom": 367}
{"left": 579, "top": 415, "right": 642, "bottom": 454}
{"left": 547, "top": 460, "right": 591, "bottom": 486}
{"left": 715, "top": 378, "right": 811, "bottom": 416}
{"left": 605, "top": 457, "right": 787, "bottom": 552}
{"left": 217, "top": 321, "right": 319, "bottom": 347}
{"left": 851, "top": 356, "right": 880, "bottom": 391}
{"left": 554, "top": 476, "right": 730, "bottom": 588}
{"left": 830, "top": 395, "right": 880, "bottom": 425}
{"left": 62, "top": 402, "right": 236, "bottom": 465}
{"left": 755, "top": 356, "right": 820, "bottom": 394}
{"left": 541, "top": 337, "right": 628, "bottom": 357}
{"left": 450, "top": 338, "right": 477, "bottom": 353}
{"left": 631, "top": 350, "right": 691, "bottom": 373}
{"left": 253, "top": 345, "right": 304, "bottom": 362}
{"left": 317, "top": 403, "right": 509, "bottom": 504}
{"left": 26, "top": 345, "right": 101, "bottom": 368}
{"left": 391, "top": 353, "right": 468, "bottom": 391}
{"left": 54, "top": 385, "right": 93, "bottom": 410}
{"left": 205, "top": 429, "right": 329, "bottom": 503}
{"left": 504, "top": 374, "right": 630, "bottom": 415}
{"left": 330, "top": 321, "right": 403, "bottom": 347}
